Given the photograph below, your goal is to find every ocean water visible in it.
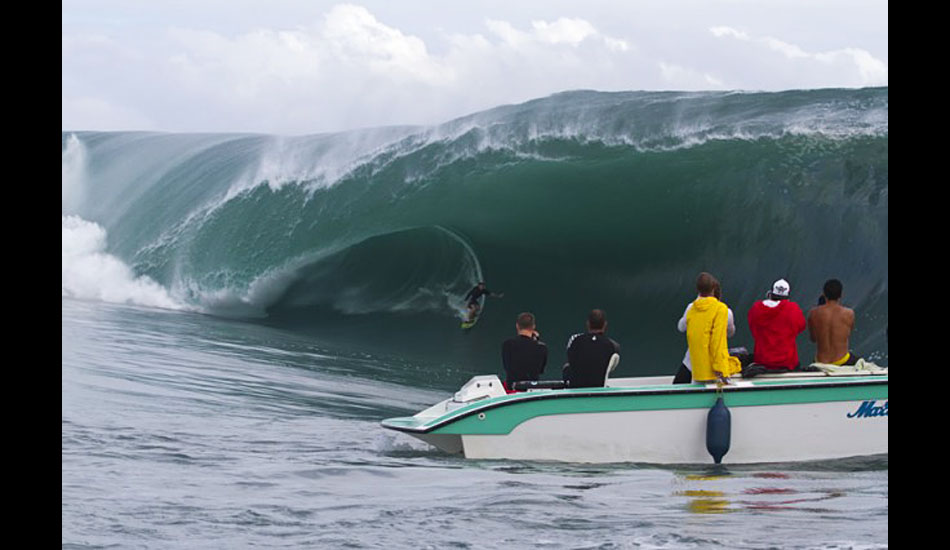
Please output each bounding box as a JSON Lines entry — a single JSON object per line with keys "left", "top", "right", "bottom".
{"left": 63, "top": 87, "right": 887, "bottom": 548}
{"left": 62, "top": 298, "right": 887, "bottom": 549}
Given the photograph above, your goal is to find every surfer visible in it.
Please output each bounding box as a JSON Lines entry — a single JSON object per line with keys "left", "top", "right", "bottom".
{"left": 807, "top": 279, "right": 861, "bottom": 365}
{"left": 463, "top": 282, "right": 503, "bottom": 322}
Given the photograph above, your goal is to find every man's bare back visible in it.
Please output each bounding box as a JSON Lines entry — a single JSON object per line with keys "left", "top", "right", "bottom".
{"left": 808, "top": 301, "right": 855, "bottom": 364}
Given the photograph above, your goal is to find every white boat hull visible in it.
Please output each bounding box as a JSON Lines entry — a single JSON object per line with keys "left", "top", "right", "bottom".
{"left": 458, "top": 400, "right": 887, "bottom": 463}
{"left": 383, "top": 373, "right": 888, "bottom": 464}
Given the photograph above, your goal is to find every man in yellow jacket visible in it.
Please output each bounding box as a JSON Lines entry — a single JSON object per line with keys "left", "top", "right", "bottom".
{"left": 685, "top": 272, "right": 743, "bottom": 382}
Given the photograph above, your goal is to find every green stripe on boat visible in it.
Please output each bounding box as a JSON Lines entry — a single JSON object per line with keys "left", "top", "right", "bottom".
{"left": 384, "top": 377, "right": 887, "bottom": 436}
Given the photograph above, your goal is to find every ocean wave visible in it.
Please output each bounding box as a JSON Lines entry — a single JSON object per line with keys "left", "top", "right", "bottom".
{"left": 61, "top": 87, "right": 888, "bottom": 365}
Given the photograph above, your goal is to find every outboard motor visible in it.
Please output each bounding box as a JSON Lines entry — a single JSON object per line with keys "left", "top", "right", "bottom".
{"left": 706, "top": 397, "right": 731, "bottom": 464}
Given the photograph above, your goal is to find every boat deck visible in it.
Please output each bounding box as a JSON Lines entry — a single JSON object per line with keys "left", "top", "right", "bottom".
{"left": 605, "top": 369, "right": 884, "bottom": 389}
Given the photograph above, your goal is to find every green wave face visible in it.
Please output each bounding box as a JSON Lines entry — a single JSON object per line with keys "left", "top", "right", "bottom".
{"left": 62, "top": 88, "right": 888, "bottom": 374}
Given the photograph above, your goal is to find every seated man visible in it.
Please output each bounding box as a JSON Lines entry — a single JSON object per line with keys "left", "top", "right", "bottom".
{"left": 808, "top": 279, "right": 861, "bottom": 365}
{"left": 563, "top": 309, "right": 620, "bottom": 388}
{"left": 747, "top": 279, "right": 807, "bottom": 371}
{"left": 501, "top": 312, "right": 548, "bottom": 391}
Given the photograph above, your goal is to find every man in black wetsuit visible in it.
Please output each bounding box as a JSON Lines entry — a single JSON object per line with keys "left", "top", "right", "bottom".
{"left": 463, "top": 281, "right": 503, "bottom": 321}
{"left": 501, "top": 312, "right": 548, "bottom": 390}
{"left": 563, "top": 309, "right": 621, "bottom": 388}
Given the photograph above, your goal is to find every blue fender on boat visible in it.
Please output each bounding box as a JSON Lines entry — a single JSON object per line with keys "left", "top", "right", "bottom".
{"left": 706, "top": 397, "right": 731, "bottom": 464}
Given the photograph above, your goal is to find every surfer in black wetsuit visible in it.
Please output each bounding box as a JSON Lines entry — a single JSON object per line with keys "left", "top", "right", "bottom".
{"left": 463, "top": 281, "right": 503, "bottom": 322}
{"left": 501, "top": 312, "right": 547, "bottom": 390}
{"left": 563, "top": 309, "right": 621, "bottom": 388}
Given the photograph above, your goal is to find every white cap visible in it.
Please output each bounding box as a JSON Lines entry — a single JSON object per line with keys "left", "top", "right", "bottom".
{"left": 771, "top": 279, "right": 790, "bottom": 298}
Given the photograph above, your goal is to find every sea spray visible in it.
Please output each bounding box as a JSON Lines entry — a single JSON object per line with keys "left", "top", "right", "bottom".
{"left": 62, "top": 215, "right": 184, "bottom": 310}
{"left": 62, "top": 133, "right": 86, "bottom": 214}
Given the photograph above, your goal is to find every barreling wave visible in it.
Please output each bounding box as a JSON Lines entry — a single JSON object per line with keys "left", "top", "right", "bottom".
{"left": 62, "top": 87, "right": 888, "bottom": 370}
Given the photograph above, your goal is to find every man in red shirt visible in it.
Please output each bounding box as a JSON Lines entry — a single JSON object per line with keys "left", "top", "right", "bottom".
{"left": 747, "top": 279, "right": 807, "bottom": 370}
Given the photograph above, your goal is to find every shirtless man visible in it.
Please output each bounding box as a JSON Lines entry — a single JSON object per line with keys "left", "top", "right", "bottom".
{"left": 807, "top": 279, "right": 861, "bottom": 365}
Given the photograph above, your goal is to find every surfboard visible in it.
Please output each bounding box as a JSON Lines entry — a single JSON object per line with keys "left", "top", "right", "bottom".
{"left": 461, "top": 297, "right": 485, "bottom": 330}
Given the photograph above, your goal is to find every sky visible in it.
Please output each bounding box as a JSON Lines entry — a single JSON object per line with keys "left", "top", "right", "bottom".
{"left": 62, "top": 0, "right": 888, "bottom": 135}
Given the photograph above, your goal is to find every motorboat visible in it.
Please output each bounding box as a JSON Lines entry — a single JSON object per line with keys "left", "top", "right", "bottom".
{"left": 380, "top": 361, "right": 888, "bottom": 464}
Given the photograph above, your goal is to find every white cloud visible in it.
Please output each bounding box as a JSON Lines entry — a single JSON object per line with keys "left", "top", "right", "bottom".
{"left": 709, "top": 25, "right": 887, "bottom": 86}
{"left": 483, "top": 19, "right": 526, "bottom": 48}
{"left": 62, "top": 96, "right": 153, "bottom": 131}
{"left": 61, "top": 2, "right": 887, "bottom": 134}
{"left": 709, "top": 26, "right": 749, "bottom": 41}
{"left": 658, "top": 62, "right": 726, "bottom": 89}
{"left": 65, "top": 6, "right": 640, "bottom": 133}
{"left": 322, "top": 4, "right": 448, "bottom": 85}
{"left": 816, "top": 48, "right": 888, "bottom": 85}
{"left": 484, "top": 16, "right": 627, "bottom": 51}
{"left": 604, "top": 37, "right": 631, "bottom": 53}
{"left": 531, "top": 18, "right": 597, "bottom": 46}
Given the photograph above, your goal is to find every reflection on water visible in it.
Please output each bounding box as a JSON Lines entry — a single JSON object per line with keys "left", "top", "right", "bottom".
{"left": 678, "top": 474, "right": 733, "bottom": 514}
{"left": 682, "top": 489, "right": 732, "bottom": 514}
{"left": 677, "top": 469, "right": 857, "bottom": 515}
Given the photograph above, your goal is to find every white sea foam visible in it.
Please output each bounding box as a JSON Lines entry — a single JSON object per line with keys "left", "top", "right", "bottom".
{"left": 373, "top": 431, "right": 436, "bottom": 453}
{"left": 62, "top": 215, "right": 186, "bottom": 310}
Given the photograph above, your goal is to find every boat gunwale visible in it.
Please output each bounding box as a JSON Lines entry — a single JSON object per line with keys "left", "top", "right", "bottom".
{"left": 381, "top": 375, "right": 888, "bottom": 434}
